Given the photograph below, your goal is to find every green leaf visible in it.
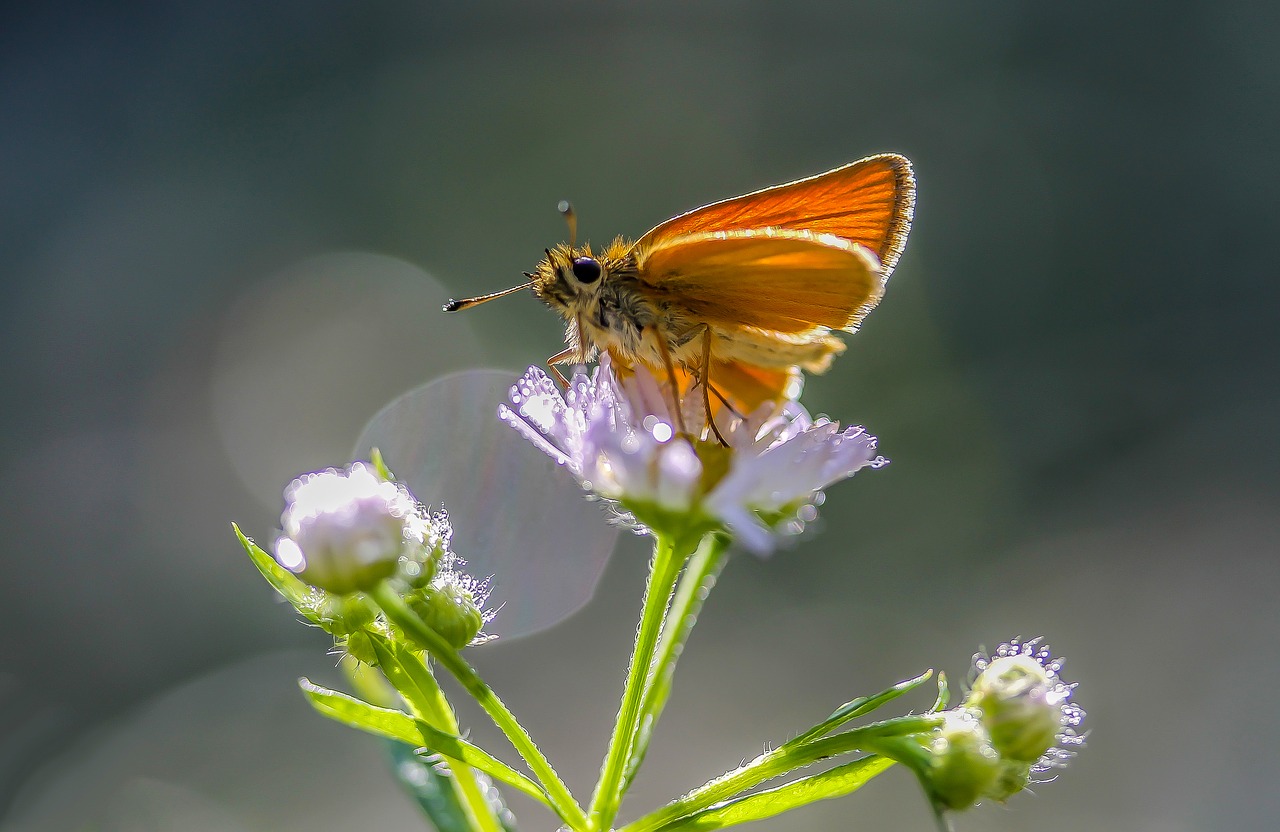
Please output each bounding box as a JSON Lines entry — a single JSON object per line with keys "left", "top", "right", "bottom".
{"left": 364, "top": 633, "right": 436, "bottom": 719}
{"left": 300, "top": 678, "right": 553, "bottom": 809}
{"left": 384, "top": 739, "right": 474, "bottom": 832}
{"left": 930, "top": 671, "right": 950, "bottom": 713}
{"left": 791, "top": 669, "right": 934, "bottom": 745}
{"left": 232, "top": 522, "right": 322, "bottom": 621}
{"left": 656, "top": 756, "right": 895, "bottom": 832}
{"left": 301, "top": 677, "right": 421, "bottom": 743}
{"left": 369, "top": 447, "right": 395, "bottom": 481}
{"left": 621, "top": 714, "right": 941, "bottom": 832}
{"left": 370, "top": 584, "right": 588, "bottom": 831}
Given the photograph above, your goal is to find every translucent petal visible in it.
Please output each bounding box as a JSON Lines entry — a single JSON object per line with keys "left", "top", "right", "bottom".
{"left": 355, "top": 370, "right": 619, "bottom": 638}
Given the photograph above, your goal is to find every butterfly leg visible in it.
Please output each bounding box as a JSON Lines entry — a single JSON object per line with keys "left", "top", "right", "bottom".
{"left": 545, "top": 347, "right": 575, "bottom": 389}
{"left": 651, "top": 326, "right": 690, "bottom": 438}
{"left": 698, "top": 327, "right": 730, "bottom": 447}
{"left": 707, "top": 382, "right": 744, "bottom": 420}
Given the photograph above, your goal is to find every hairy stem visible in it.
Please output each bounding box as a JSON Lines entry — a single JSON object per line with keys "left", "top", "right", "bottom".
{"left": 371, "top": 584, "right": 588, "bottom": 831}
{"left": 587, "top": 532, "right": 688, "bottom": 831}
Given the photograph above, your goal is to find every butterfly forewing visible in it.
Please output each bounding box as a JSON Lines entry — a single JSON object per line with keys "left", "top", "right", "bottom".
{"left": 634, "top": 153, "right": 914, "bottom": 277}
{"left": 355, "top": 370, "right": 619, "bottom": 639}
{"left": 636, "top": 229, "right": 883, "bottom": 333}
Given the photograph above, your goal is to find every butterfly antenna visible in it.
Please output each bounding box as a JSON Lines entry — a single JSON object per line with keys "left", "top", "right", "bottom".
{"left": 443, "top": 280, "right": 535, "bottom": 313}
{"left": 557, "top": 200, "right": 577, "bottom": 248}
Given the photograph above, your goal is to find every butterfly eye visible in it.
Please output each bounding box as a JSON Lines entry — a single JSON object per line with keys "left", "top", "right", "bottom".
{"left": 571, "top": 257, "right": 602, "bottom": 284}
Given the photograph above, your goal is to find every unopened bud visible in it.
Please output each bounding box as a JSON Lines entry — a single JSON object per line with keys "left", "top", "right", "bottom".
{"left": 926, "top": 710, "right": 1001, "bottom": 810}
{"left": 407, "top": 579, "right": 485, "bottom": 650}
{"left": 969, "top": 653, "right": 1065, "bottom": 763}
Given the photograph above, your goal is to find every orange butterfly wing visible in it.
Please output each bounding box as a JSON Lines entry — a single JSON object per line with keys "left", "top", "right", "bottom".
{"left": 634, "top": 153, "right": 915, "bottom": 278}
{"left": 626, "top": 154, "right": 914, "bottom": 412}
{"left": 635, "top": 229, "right": 883, "bottom": 334}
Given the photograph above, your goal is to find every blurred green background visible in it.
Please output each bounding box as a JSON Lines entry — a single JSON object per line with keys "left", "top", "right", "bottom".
{"left": 3, "top": 2, "right": 1277, "bottom": 830}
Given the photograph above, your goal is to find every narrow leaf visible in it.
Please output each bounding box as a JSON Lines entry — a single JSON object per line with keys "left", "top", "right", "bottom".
{"left": 622, "top": 715, "right": 940, "bottom": 832}
{"left": 301, "top": 678, "right": 421, "bottom": 744}
{"left": 414, "top": 719, "right": 552, "bottom": 806}
{"left": 364, "top": 633, "right": 437, "bottom": 721}
{"left": 300, "top": 678, "right": 553, "bottom": 809}
{"left": 369, "top": 447, "right": 395, "bottom": 481}
{"left": 930, "top": 671, "right": 950, "bottom": 713}
{"left": 791, "top": 669, "right": 933, "bottom": 745}
{"left": 384, "top": 739, "right": 474, "bottom": 832}
{"left": 233, "top": 523, "right": 322, "bottom": 621}
{"left": 657, "top": 756, "right": 895, "bottom": 832}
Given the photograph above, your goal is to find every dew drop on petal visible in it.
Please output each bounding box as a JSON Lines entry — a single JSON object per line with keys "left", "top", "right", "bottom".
{"left": 651, "top": 422, "right": 673, "bottom": 443}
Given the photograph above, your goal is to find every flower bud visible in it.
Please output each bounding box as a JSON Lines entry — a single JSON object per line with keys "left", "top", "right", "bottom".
{"left": 926, "top": 710, "right": 1001, "bottom": 810}
{"left": 984, "top": 759, "right": 1034, "bottom": 803}
{"left": 341, "top": 630, "right": 379, "bottom": 666}
{"left": 406, "top": 577, "right": 486, "bottom": 650}
{"left": 313, "top": 593, "right": 378, "bottom": 637}
{"left": 968, "top": 652, "right": 1067, "bottom": 763}
{"left": 275, "top": 462, "right": 432, "bottom": 595}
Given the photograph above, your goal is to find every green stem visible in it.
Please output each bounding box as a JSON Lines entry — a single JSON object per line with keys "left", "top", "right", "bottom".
{"left": 371, "top": 584, "right": 588, "bottom": 832}
{"left": 587, "top": 532, "right": 688, "bottom": 831}
{"left": 622, "top": 532, "right": 730, "bottom": 791}
{"left": 381, "top": 644, "right": 505, "bottom": 832}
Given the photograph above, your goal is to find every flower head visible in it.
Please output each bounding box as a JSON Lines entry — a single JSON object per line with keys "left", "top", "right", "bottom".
{"left": 929, "top": 637, "right": 1090, "bottom": 806}
{"left": 499, "top": 355, "right": 885, "bottom": 554}
{"left": 404, "top": 550, "right": 497, "bottom": 649}
{"left": 967, "top": 638, "right": 1086, "bottom": 773}
{"left": 275, "top": 462, "right": 442, "bottom": 595}
{"left": 926, "top": 709, "right": 1002, "bottom": 810}
{"left": 921, "top": 638, "right": 1086, "bottom": 811}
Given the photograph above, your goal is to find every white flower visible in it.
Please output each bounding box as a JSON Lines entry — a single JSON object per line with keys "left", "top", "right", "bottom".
{"left": 499, "top": 355, "right": 886, "bottom": 554}
{"left": 275, "top": 462, "right": 436, "bottom": 594}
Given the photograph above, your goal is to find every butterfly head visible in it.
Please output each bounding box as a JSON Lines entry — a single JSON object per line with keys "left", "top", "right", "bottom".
{"left": 531, "top": 239, "right": 632, "bottom": 315}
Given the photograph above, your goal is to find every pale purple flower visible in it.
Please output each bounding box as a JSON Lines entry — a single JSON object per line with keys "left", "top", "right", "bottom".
{"left": 275, "top": 462, "right": 438, "bottom": 594}
{"left": 499, "top": 355, "right": 886, "bottom": 554}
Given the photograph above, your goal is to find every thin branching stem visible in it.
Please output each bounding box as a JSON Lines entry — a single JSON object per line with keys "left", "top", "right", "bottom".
{"left": 371, "top": 584, "right": 589, "bottom": 832}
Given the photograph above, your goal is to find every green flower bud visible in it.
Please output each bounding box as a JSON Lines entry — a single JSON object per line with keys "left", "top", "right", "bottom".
{"left": 313, "top": 592, "right": 378, "bottom": 638}
{"left": 968, "top": 653, "right": 1064, "bottom": 763}
{"left": 984, "top": 759, "right": 1034, "bottom": 803}
{"left": 342, "top": 630, "right": 379, "bottom": 666}
{"left": 407, "top": 580, "right": 485, "bottom": 650}
{"left": 398, "top": 548, "right": 438, "bottom": 588}
{"left": 926, "top": 710, "right": 1001, "bottom": 810}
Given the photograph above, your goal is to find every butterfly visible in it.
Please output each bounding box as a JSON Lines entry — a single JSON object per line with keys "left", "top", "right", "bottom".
{"left": 445, "top": 153, "right": 914, "bottom": 438}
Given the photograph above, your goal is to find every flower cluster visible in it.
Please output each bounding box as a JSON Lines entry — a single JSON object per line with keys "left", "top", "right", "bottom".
{"left": 499, "top": 355, "right": 886, "bottom": 554}
{"left": 275, "top": 462, "right": 440, "bottom": 595}
{"left": 272, "top": 462, "right": 492, "bottom": 650}
{"left": 925, "top": 638, "right": 1085, "bottom": 810}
